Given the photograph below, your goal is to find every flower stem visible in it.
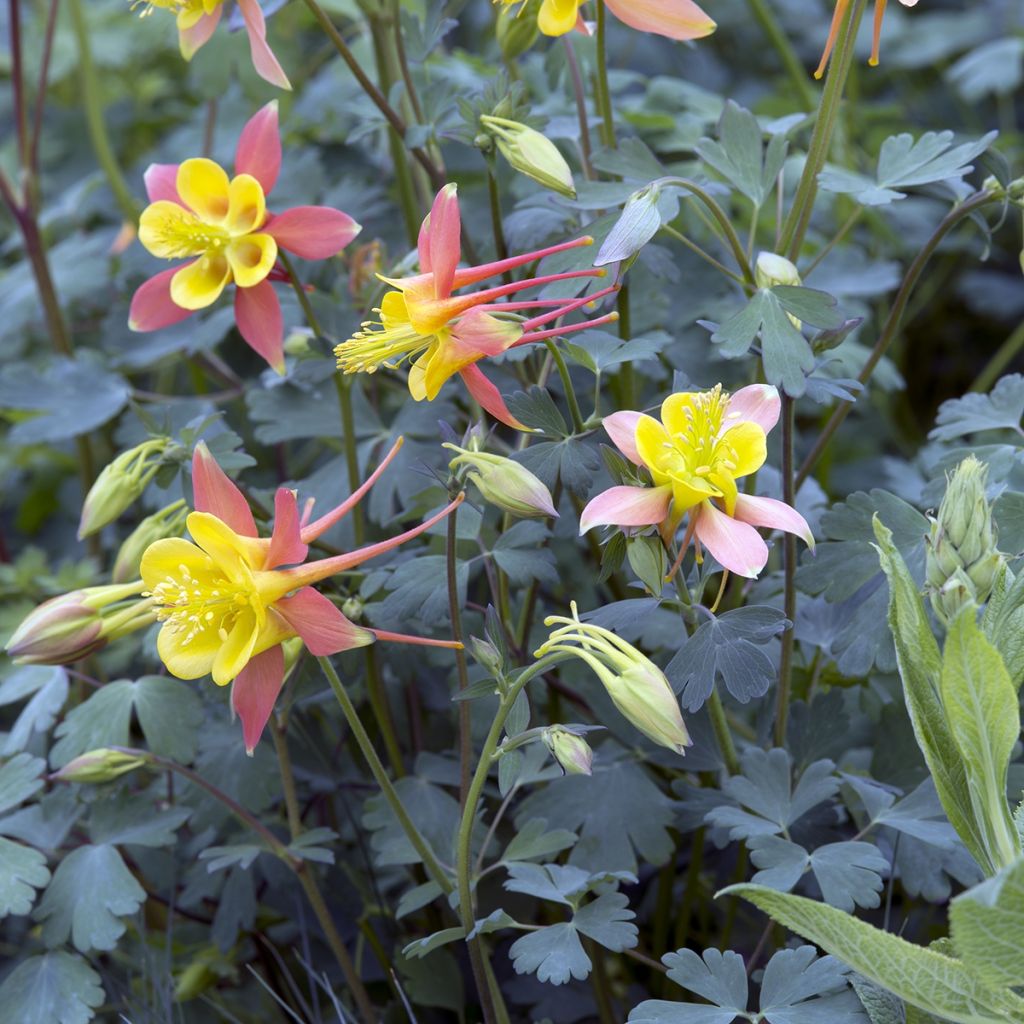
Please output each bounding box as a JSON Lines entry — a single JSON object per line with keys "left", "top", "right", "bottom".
{"left": 486, "top": 166, "right": 512, "bottom": 281}
{"left": 970, "top": 319, "right": 1024, "bottom": 395}
{"left": 743, "top": 0, "right": 816, "bottom": 110}
{"left": 446, "top": 503, "right": 473, "bottom": 805}
{"left": 774, "top": 394, "right": 797, "bottom": 748}
{"left": 545, "top": 341, "right": 586, "bottom": 434}
{"left": 594, "top": 0, "right": 616, "bottom": 150}
{"left": 707, "top": 688, "right": 739, "bottom": 775}
{"left": 563, "top": 37, "right": 595, "bottom": 180}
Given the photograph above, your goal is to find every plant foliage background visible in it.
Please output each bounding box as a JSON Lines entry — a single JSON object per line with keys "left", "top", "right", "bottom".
{"left": 1, "top": 0, "right": 1023, "bottom": 1022}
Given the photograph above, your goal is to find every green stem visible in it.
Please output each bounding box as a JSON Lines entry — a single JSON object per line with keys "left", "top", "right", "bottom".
{"left": 318, "top": 656, "right": 453, "bottom": 895}
{"left": 970, "top": 318, "right": 1024, "bottom": 394}
{"left": 743, "top": 0, "right": 816, "bottom": 110}
{"left": 66, "top": 0, "right": 139, "bottom": 221}
{"left": 563, "top": 37, "right": 595, "bottom": 180}
{"left": 594, "top": 0, "right": 616, "bottom": 150}
{"left": 446, "top": 504, "right": 473, "bottom": 805}
{"left": 774, "top": 395, "right": 797, "bottom": 747}
{"left": 778, "top": 0, "right": 866, "bottom": 261}
{"left": 616, "top": 282, "right": 634, "bottom": 409}
{"left": 486, "top": 166, "right": 511, "bottom": 278}
{"left": 707, "top": 688, "right": 739, "bottom": 775}
{"left": 545, "top": 341, "right": 586, "bottom": 434}
{"left": 660, "top": 224, "right": 748, "bottom": 287}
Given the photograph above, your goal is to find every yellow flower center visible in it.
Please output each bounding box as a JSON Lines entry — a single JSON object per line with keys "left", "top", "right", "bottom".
{"left": 130, "top": 0, "right": 220, "bottom": 25}
{"left": 335, "top": 291, "right": 437, "bottom": 375}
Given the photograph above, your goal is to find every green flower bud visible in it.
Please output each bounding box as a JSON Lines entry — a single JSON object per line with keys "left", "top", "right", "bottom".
{"left": 79, "top": 438, "right": 174, "bottom": 539}
{"left": 536, "top": 603, "right": 691, "bottom": 755}
{"left": 112, "top": 499, "right": 188, "bottom": 583}
{"left": 6, "top": 582, "right": 154, "bottom": 665}
{"left": 445, "top": 443, "right": 558, "bottom": 519}
{"left": 52, "top": 748, "right": 150, "bottom": 784}
{"left": 496, "top": 0, "right": 540, "bottom": 60}
{"left": 925, "top": 456, "right": 1006, "bottom": 627}
{"left": 469, "top": 635, "right": 504, "bottom": 677}
{"left": 756, "top": 252, "right": 802, "bottom": 329}
{"left": 542, "top": 726, "right": 594, "bottom": 775}
{"left": 480, "top": 115, "right": 576, "bottom": 199}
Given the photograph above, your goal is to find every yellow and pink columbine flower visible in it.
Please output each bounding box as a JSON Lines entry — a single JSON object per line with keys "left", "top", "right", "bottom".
{"left": 815, "top": 0, "right": 919, "bottom": 78}
{"left": 141, "top": 440, "right": 462, "bottom": 752}
{"left": 334, "top": 184, "right": 618, "bottom": 428}
{"left": 580, "top": 385, "right": 814, "bottom": 579}
{"left": 508, "top": 0, "right": 714, "bottom": 40}
{"left": 135, "top": 0, "right": 290, "bottom": 90}
{"left": 130, "top": 102, "right": 360, "bottom": 373}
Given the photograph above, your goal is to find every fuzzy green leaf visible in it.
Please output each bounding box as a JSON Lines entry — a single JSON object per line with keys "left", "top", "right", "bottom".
{"left": 0, "top": 952, "right": 104, "bottom": 1024}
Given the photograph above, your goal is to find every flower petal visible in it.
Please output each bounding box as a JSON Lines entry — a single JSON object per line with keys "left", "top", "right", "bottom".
{"left": 725, "top": 384, "right": 781, "bottom": 435}
{"left": 177, "top": 158, "right": 230, "bottom": 223}
{"left": 143, "top": 164, "right": 181, "bottom": 204}
{"left": 237, "top": 0, "right": 292, "bottom": 90}
{"left": 230, "top": 645, "right": 285, "bottom": 754}
{"left": 579, "top": 485, "right": 671, "bottom": 534}
{"left": 140, "top": 537, "right": 214, "bottom": 592}
{"left": 266, "top": 487, "right": 309, "bottom": 569}
{"left": 693, "top": 502, "right": 769, "bottom": 579}
{"left": 234, "top": 279, "right": 284, "bottom": 372}
{"left": 234, "top": 101, "right": 281, "bottom": 195}
{"left": 225, "top": 174, "right": 267, "bottom": 236}
{"left": 226, "top": 234, "right": 277, "bottom": 289}
{"left": 129, "top": 267, "right": 194, "bottom": 331}
{"left": 275, "top": 587, "right": 375, "bottom": 656}
{"left": 138, "top": 200, "right": 197, "bottom": 259}
{"left": 179, "top": 7, "right": 221, "bottom": 60}
{"left": 602, "top": 410, "right": 644, "bottom": 465}
{"left": 419, "top": 184, "right": 461, "bottom": 300}
{"left": 191, "top": 441, "right": 258, "bottom": 538}
{"left": 171, "top": 252, "right": 231, "bottom": 309}
{"left": 265, "top": 207, "right": 361, "bottom": 259}
{"left": 458, "top": 364, "right": 528, "bottom": 430}
{"left": 603, "top": 0, "right": 715, "bottom": 40}
{"left": 634, "top": 413, "right": 672, "bottom": 472}
{"left": 423, "top": 311, "right": 521, "bottom": 400}
{"left": 538, "top": 0, "right": 581, "bottom": 36}
{"left": 212, "top": 610, "right": 260, "bottom": 685}
{"left": 719, "top": 420, "right": 767, "bottom": 478}
{"left": 733, "top": 494, "right": 815, "bottom": 550}
{"left": 157, "top": 617, "right": 222, "bottom": 679}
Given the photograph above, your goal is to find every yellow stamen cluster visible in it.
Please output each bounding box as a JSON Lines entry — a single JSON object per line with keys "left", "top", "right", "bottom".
{"left": 335, "top": 311, "right": 433, "bottom": 375}
{"left": 659, "top": 386, "right": 740, "bottom": 481}
{"left": 146, "top": 562, "right": 254, "bottom": 648}
{"left": 130, "top": 0, "right": 205, "bottom": 18}
{"left": 141, "top": 207, "right": 230, "bottom": 260}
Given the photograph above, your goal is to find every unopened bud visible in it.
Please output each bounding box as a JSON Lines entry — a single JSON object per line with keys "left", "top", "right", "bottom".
{"left": 469, "top": 635, "right": 504, "bottom": 677}
{"left": 112, "top": 499, "right": 188, "bottom": 583}
{"left": 542, "top": 726, "right": 594, "bottom": 775}
{"left": 756, "top": 252, "right": 802, "bottom": 329}
{"left": 6, "top": 582, "right": 153, "bottom": 665}
{"left": 341, "top": 596, "right": 364, "bottom": 620}
{"left": 480, "top": 115, "right": 575, "bottom": 199}
{"left": 926, "top": 456, "right": 1005, "bottom": 626}
{"left": 79, "top": 438, "right": 174, "bottom": 539}
{"left": 53, "top": 748, "right": 150, "bottom": 784}
{"left": 496, "top": 0, "right": 541, "bottom": 60}
{"left": 536, "top": 603, "right": 691, "bottom": 755}
{"left": 444, "top": 443, "right": 558, "bottom": 518}
{"left": 596, "top": 183, "right": 663, "bottom": 267}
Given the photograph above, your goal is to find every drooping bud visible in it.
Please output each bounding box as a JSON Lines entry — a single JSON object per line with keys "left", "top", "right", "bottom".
{"left": 112, "top": 499, "right": 189, "bottom": 583}
{"left": 79, "top": 438, "right": 175, "bottom": 539}
{"left": 925, "top": 456, "right": 1006, "bottom": 626}
{"left": 444, "top": 443, "right": 558, "bottom": 519}
{"left": 756, "top": 252, "right": 803, "bottom": 329}
{"left": 6, "top": 582, "right": 155, "bottom": 665}
{"left": 52, "top": 748, "right": 150, "bottom": 784}
{"left": 469, "top": 635, "right": 505, "bottom": 677}
{"left": 542, "top": 725, "right": 594, "bottom": 775}
{"left": 479, "top": 115, "right": 576, "bottom": 199}
{"left": 536, "top": 603, "right": 691, "bottom": 754}
{"left": 596, "top": 183, "right": 663, "bottom": 267}
{"left": 496, "top": 0, "right": 541, "bottom": 59}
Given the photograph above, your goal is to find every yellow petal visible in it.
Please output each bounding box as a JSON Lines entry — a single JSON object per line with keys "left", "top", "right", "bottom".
{"left": 211, "top": 610, "right": 260, "bottom": 685}
{"left": 225, "top": 173, "right": 267, "bottom": 236}
{"left": 669, "top": 473, "right": 719, "bottom": 515}
{"left": 186, "top": 511, "right": 261, "bottom": 582}
{"left": 176, "top": 158, "right": 231, "bottom": 224}
{"left": 708, "top": 472, "right": 738, "bottom": 516}
{"left": 380, "top": 290, "right": 411, "bottom": 329}
{"left": 720, "top": 421, "right": 767, "bottom": 478}
{"left": 407, "top": 347, "right": 433, "bottom": 401}
{"left": 140, "top": 537, "right": 214, "bottom": 592}
{"left": 138, "top": 201, "right": 202, "bottom": 259}
{"left": 226, "top": 234, "right": 277, "bottom": 288}
{"left": 634, "top": 414, "right": 672, "bottom": 477}
{"left": 660, "top": 392, "right": 703, "bottom": 440}
{"left": 157, "top": 618, "right": 222, "bottom": 680}
{"left": 170, "top": 253, "right": 231, "bottom": 309}
{"left": 538, "top": 0, "right": 581, "bottom": 35}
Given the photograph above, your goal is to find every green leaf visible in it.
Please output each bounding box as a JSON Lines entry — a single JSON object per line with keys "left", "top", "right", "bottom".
{"left": 35, "top": 844, "right": 147, "bottom": 952}
{"left": 130, "top": 675, "right": 205, "bottom": 762}
{"left": 629, "top": 948, "right": 747, "bottom": 1023}
{"left": 502, "top": 818, "right": 578, "bottom": 865}
{"left": 88, "top": 797, "right": 192, "bottom": 848}
{"left": 0, "top": 666, "right": 69, "bottom": 756}
{"left": 981, "top": 563, "right": 1024, "bottom": 690}
{"left": 950, "top": 856, "right": 1024, "bottom": 988}
{"left": 509, "top": 923, "right": 591, "bottom": 985}
{"left": 0, "top": 952, "right": 104, "bottom": 1024}
{"left": 722, "top": 884, "right": 1024, "bottom": 1024}
{"left": 851, "top": 975, "right": 907, "bottom": 1024}
{"left": 939, "top": 612, "right": 1021, "bottom": 872}
{"left": 505, "top": 386, "right": 569, "bottom": 437}
{"left": 0, "top": 836, "right": 51, "bottom": 918}
{"left": 0, "top": 754, "right": 46, "bottom": 815}
{"left": 929, "top": 374, "right": 1024, "bottom": 441}
{"left": 0, "top": 357, "right": 130, "bottom": 444}
{"left": 363, "top": 775, "right": 461, "bottom": 869}
{"left": 49, "top": 682, "right": 135, "bottom": 769}
{"left": 573, "top": 891, "right": 637, "bottom": 951}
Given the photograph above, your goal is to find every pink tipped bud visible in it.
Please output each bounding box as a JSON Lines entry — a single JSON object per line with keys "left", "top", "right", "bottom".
{"left": 53, "top": 748, "right": 150, "bottom": 784}
{"left": 444, "top": 443, "right": 558, "bottom": 519}
{"left": 542, "top": 726, "right": 594, "bottom": 775}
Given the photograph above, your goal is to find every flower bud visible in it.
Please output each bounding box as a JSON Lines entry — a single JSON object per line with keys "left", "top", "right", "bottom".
{"left": 925, "top": 456, "right": 1006, "bottom": 626}
{"left": 479, "top": 115, "right": 576, "bottom": 199}
{"left": 542, "top": 726, "right": 594, "bottom": 775}
{"left": 469, "top": 635, "right": 505, "bottom": 677}
{"left": 6, "top": 582, "right": 155, "bottom": 665}
{"left": 444, "top": 443, "right": 558, "bottom": 519}
{"left": 79, "top": 438, "right": 174, "bottom": 539}
{"left": 496, "top": 1, "right": 541, "bottom": 61}
{"left": 52, "top": 748, "right": 150, "bottom": 784}
{"left": 536, "top": 603, "right": 691, "bottom": 755}
{"left": 112, "top": 499, "right": 188, "bottom": 583}
{"left": 756, "top": 252, "right": 802, "bottom": 329}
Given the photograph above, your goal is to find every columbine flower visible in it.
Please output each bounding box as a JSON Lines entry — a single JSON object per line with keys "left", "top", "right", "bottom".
{"left": 335, "top": 184, "right": 618, "bottom": 428}
{"left": 536, "top": 603, "right": 690, "bottom": 754}
{"left": 133, "top": 0, "right": 291, "bottom": 90}
{"left": 511, "top": 0, "right": 715, "bottom": 40}
{"left": 130, "top": 102, "right": 360, "bottom": 373}
{"left": 579, "top": 385, "right": 814, "bottom": 579}
{"left": 141, "top": 439, "right": 462, "bottom": 752}
{"left": 815, "top": 0, "right": 919, "bottom": 79}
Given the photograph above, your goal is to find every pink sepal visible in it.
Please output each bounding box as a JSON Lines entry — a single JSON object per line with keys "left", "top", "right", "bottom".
{"left": 192, "top": 442, "right": 259, "bottom": 538}
{"left": 459, "top": 364, "right": 528, "bottom": 430}
{"left": 237, "top": 0, "right": 292, "bottom": 90}
{"left": 419, "top": 184, "right": 461, "bottom": 299}
{"left": 266, "top": 488, "right": 309, "bottom": 568}
{"left": 231, "top": 645, "right": 285, "bottom": 754}
{"left": 602, "top": 410, "right": 644, "bottom": 464}
{"left": 693, "top": 502, "right": 768, "bottom": 579}
{"left": 733, "top": 494, "right": 815, "bottom": 550}
{"left": 234, "top": 280, "right": 285, "bottom": 373}
{"left": 129, "top": 267, "right": 195, "bottom": 332}
{"left": 265, "top": 207, "right": 361, "bottom": 259}
{"left": 235, "top": 101, "right": 281, "bottom": 195}
{"left": 179, "top": 7, "right": 221, "bottom": 59}
{"left": 603, "top": 0, "right": 715, "bottom": 40}
{"left": 579, "top": 485, "right": 670, "bottom": 534}
{"left": 143, "top": 164, "right": 181, "bottom": 204}
{"left": 275, "top": 587, "right": 375, "bottom": 655}
{"left": 726, "top": 384, "right": 781, "bottom": 435}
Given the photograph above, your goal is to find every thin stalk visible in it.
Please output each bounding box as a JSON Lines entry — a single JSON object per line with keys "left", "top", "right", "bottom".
{"left": 707, "top": 688, "right": 739, "bottom": 775}
{"left": 9, "top": 0, "right": 28, "bottom": 176}
{"left": 594, "top": 0, "right": 616, "bottom": 150}
{"left": 774, "top": 396, "right": 797, "bottom": 747}
{"left": 778, "top": 0, "right": 866, "bottom": 260}
{"left": 486, "top": 166, "right": 511, "bottom": 278}
{"left": 660, "top": 224, "right": 748, "bottom": 287}
{"left": 617, "top": 282, "right": 634, "bottom": 409}
{"left": 28, "top": 0, "right": 61, "bottom": 198}
{"left": 743, "top": 0, "right": 816, "bottom": 109}
{"left": 802, "top": 205, "right": 863, "bottom": 277}
{"left": 970, "top": 318, "right": 1024, "bottom": 394}
{"left": 446, "top": 505, "right": 473, "bottom": 805}
{"left": 545, "top": 341, "right": 586, "bottom": 433}
{"left": 563, "top": 37, "right": 594, "bottom": 179}
{"left": 66, "top": 0, "right": 139, "bottom": 220}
